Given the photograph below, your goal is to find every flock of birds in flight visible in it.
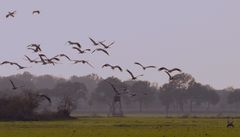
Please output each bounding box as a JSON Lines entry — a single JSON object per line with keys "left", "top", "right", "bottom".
{"left": 1, "top": 10, "right": 182, "bottom": 102}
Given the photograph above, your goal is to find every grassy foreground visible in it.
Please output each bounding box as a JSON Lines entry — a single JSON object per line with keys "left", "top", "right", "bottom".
{"left": 0, "top": 117, "right": 239, "bottom": 137}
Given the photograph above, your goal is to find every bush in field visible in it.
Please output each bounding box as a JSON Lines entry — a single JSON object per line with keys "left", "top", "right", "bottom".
{"left": 0, "top": 90, "right": 40, "bottom": 120}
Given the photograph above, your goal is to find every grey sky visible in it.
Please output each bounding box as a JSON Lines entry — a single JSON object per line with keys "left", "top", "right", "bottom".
{"left": 0, "top": 0, "right": 240, "bottom": 89}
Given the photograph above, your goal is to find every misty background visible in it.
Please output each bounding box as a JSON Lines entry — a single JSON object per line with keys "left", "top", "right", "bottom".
{"left": 0, "top": 0, "right": 240, "bottom": 89}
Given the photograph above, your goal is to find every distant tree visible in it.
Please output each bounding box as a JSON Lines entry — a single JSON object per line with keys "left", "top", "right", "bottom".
{"left": 187, "top": 82, "right": 206, "bottom": 112}
{"left": 160, "top": 73, "right": 195, "bottom": 113}
{"left": 0, "top": 90, "right": 41, "bottom": 120}
{"left": 228, "top": 89, "right": 240, "bottom": 111}
{"left": 159, "top": 84, "right": 175, "bottom": 115}
{"left": 129, "top": 81, "right": 156, "bottom": 112}
{"left": 70, "top": 73, "right": 102, "bottom": 93}
{"left": 203, "top": 85, "right": 219, "bottom": 111}
{"left": 33, "top": 74, "right": 66, "bottom": 89}
{"left": 53, "top": 82, "right": 88, "bottom": 117}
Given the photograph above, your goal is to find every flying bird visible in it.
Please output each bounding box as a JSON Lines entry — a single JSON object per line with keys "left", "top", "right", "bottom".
{"left": 134, "top": 62, "right": 156, "bottom": 70}
{"left": 32, "top": 10, "right": 40, "bottom": 15}
{"left": 12, "top": 63, "right": 28, "bottom": 70}
{"left": 126, "top": 69, "right": 143, "bottom": 80}
{"left": 27, "top": 44, "right": 41, "bottom": 53}
{"left": 37, "top": 94, "right": 51, "bottom": 103}
{"left": 92, "top": 48, "right": 109, "bottom": 56}
{"left": 1, "top": 61, "right": 27, "bottom": 69}
{"left": 24, "top": 55, "right": 41, "bottom": 64}
{"left": 102, "top": 64, "right": 123, "bottom": 72}
{"left": 72, "top": 60, "right": 94, "bottom": 68}
{"left": 6, "top": 11, "right": 16, "bottom": 18}
{"left": 72, "top": 47, "right": 91, "bottom": 54}
{"left": 67, "top": 41, "right": 82, "bottom": 48}
{"left": 99, "top": 41, "right": 115, "bottom": 49}
{"left": 56, "top": 54, "right": 71, "bottom": 61}
{"left": 38, "top": 54, "right": 48, "bottom": 65}
{"left": 9, "top": 80, "right": 24, "bottom": 90}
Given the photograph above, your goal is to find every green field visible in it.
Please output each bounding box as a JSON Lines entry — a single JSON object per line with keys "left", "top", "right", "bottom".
{"left": 0, "top": 117, "right": 239, "bottom": 137}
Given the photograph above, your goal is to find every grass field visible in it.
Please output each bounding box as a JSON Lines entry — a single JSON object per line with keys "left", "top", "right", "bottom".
{"left": 0, "top": 117, "right": 239, "bottom": 137}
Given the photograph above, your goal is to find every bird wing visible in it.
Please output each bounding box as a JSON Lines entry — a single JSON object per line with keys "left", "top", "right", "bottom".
{"left": 33, "top": 11, "right": 40, "bottom": 14}
{"left": 145, "top": 66, "right": 156, "bottom": 69}
{"left": 136, "top": 74, "right": 144, "bottom": 78}
{"left": 14, "top": 63, "right": 27, "bottom": 69}
{"left": 50, "top": 57, "right": 60, "bottom": 61}
{"left": 108, "top": 41, "right": 115, "bottom": 47}
{"left": 1, "top": 61, "right": 11, "bottom": 65}
{"left": 89, "top": 37, "right": 98, "bottom": 45}
{"left": 169, "top": 68, "right": 182, "bottom": 73}
{"left": 24, "top": 55, "right": 33, "bottom": 62}
{"left": 84, "top": 49, "right": 91, "bottom": 52}
{"left": 126, "top": 69, "right": 135, "bottom": 79}
{"left": 105, "top": 81, "right": 120, "bottom": 95}
{"left": 165, "top": 71, "right": 172, "bottom": 80}
{"left": 40, "top": 95, "right": 51, "bottom": 103}
{"left": 102, "top": 64, "right": 111, "bottom": 68}
{"left": 99, "top": 42, "right": 108, "bottom": 48}
{"left": 97, "top": 48, "right": 109, "bottom": 56}
{"left": 134, "top": 62, "right": 144, "bottom": 69}
{"left": 113, "top": 66, "right": 123, "bottom": 72}
{"left": 86, "top": 62, "right": 94, "bottom": 68}
{"left": 158, "top": 67, "right": 169, "bottom": 71}
{"left": 27, "top": 47, "right": 36, "bottom": 51}
{"left": 9, "top": 80, "right": 16, "bottom": 88}
{"left": 60, "top": 54, "right": 71, "bottom": 60}
{"left": 75, "top": 43, "right": 81, "bottom": 48}
{"left": 72, "top": 46, "right": 81, "bottom": 52}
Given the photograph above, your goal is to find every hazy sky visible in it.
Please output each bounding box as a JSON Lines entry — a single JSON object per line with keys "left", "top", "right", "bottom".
{"left": 0, "top": 0, "right": 240, "bottom": 89}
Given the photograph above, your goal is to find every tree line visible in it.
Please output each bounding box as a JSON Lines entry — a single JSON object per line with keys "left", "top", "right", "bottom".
{"left": 0, "top": 71, "right": 240, "bottom": 120}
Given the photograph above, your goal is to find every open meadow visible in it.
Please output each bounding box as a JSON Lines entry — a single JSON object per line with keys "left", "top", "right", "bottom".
{"left": 0, "top": 117, "right": 239, "bottom": 137}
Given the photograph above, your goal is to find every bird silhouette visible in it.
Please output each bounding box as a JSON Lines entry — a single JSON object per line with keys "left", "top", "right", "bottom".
{"left": 92, "top": 48, "right": 109, "bottom": 56}
{"left": 6, "top": 11, "right": 16, "bottom": 18}
{"left": 134, "top": 62, "right": 156, "bottom": 70}
{"left": 158, "top": 67, "right": 182, "bottom": 73}
{"left": 27, "top": 44, "right": 42, "bottom": 53}
{"left": 67, "top": 41, "right": 82, "bottom": 48}
{"left": 126, "top": 69, "right": 143, "bottom": 80}
{"left": 24, "top": 55, "right": 41, "bottom": 64}
{"left": 72, "top": 47, "right": 91, "bottom": 54}
{"left": 129, "top": 93, "right": 137, "bottom": 97}
{"left": 56, "top": 54, "right": 71, "bottom": 61}
{"left": 12, "top": 63, "right": 28, "bottom": 70}
{"left": 102, "top": 64, "right": 123, "bottom": 72}
{"left": 99, "top": 41, "right": 115, "bottom": 49}
{"left": 32, "top": 10, "right": 40, "bottom": 15}
{"left": 1, "top": 61, "right": 27, "bottom": 69}
{"left": 37, "top": 94, "right": 51, "bottom": 103}
{"left": 72, "top": 60, "right": 94, "bottom": 68}
{"left": 9, "top": 80, "right": 24, "bottom": 90}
